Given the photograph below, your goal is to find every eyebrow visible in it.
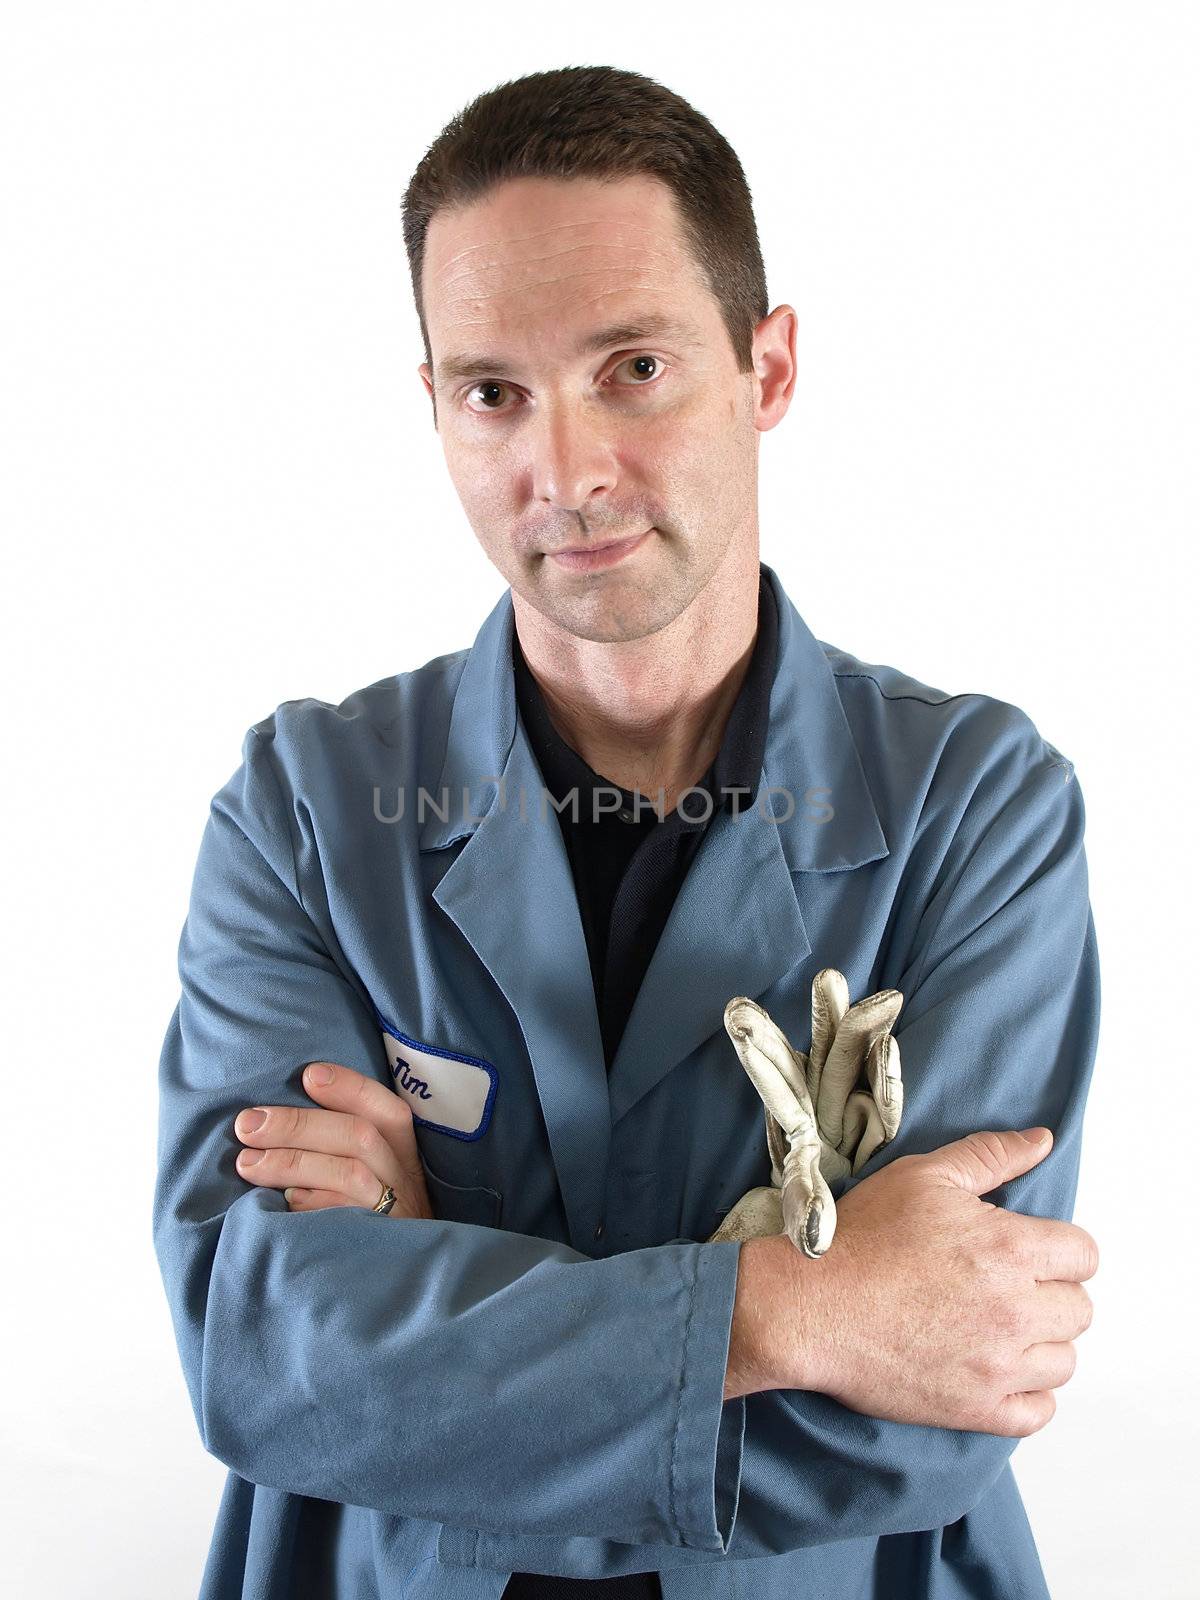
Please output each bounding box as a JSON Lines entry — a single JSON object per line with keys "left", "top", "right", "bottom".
{"left": 435, "top": 314, "right": 704, "bottom": 387}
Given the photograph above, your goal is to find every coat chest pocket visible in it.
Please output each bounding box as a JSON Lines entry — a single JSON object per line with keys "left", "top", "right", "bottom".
{"left": 375, "top": 1013, "right": 502, "bottom": 1225}
{"left": 420, "top": 1151, "right": 503, "bottom": 1229}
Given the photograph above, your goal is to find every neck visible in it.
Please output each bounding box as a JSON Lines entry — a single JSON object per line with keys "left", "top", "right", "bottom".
{"left": 513, "top": 547, "right": 762, "bottom": 817}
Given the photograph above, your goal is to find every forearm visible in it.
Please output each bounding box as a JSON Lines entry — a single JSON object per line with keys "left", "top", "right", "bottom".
{"left": 160, "top": 1162, "right": 745, "bottom": 1548}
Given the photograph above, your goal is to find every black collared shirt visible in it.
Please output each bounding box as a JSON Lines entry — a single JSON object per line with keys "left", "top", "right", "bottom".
{"left": 512, "top": 567, "right": 779, "bottom": 1075}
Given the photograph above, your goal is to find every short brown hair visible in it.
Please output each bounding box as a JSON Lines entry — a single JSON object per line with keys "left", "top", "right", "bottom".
{"left": 401, "top": 65, "right": 770, "bottom": 395}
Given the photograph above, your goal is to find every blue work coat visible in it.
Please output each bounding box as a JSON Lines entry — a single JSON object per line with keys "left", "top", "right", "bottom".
{"left": 152, "top": 559, "right": 1100, "bottom": 1599}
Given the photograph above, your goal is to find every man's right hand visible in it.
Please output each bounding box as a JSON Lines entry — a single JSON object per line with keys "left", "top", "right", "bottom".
{"left": 730, "top": 1128, "right": 1099, "bottom": 1438}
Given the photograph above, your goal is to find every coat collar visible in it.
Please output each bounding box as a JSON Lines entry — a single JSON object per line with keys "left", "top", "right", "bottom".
{"left": 420, "top": 560, "right": 888, "bottom": 872}
{"left": 420, "top": 561, "right": 889, "bottom": 1253}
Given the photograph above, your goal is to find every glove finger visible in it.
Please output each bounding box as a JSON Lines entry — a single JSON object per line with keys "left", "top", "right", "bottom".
{"left": 817, "top": 1140, "right": 852, "bottom": 1187}
{"left": 864, "top": 1029, "right": 904, "bottom": 1141}
{"left": 764, "top": 1103, "right": 789, "bottom": 1186}
{"left": 776, "top": 1065, "right": 833, "bottom": 1257}
{"left": 781, "top": 1134, "right": 837, "bottom": 1257}
{"left": 850, "top": 1093, "right": 886, "bottom": 1172}
{"left": 806, "top": 967, "right": 849, "bottom": 1108}
{"left": 708, "top": 1186, "right": 783, "bottom": 1243}
{"left": 724, "top": 997, "right": 814, "bottom": 1135}
{"left": 839, "top": 1087, "right": 872, "bottom": 1157}
{"left": 815, "top": 987, "right": 904, "bottom": 1149}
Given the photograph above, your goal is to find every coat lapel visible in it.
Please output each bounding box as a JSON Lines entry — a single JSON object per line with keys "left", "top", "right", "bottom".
{"left": 607, "top": 563, "right": 891, "bottom": 1123}
{"left": 420, "top": 587, "right": 613, "bottom": 1251}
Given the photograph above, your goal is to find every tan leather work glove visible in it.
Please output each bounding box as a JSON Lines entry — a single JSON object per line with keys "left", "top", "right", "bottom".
{"left": 707, "top": 969, "right": 904, "bottom": 1258}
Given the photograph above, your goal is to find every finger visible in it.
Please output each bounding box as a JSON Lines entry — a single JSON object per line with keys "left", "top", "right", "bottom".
{"left": 987, "top": 1389, "right": 1056, "bottom": 1438}
{"left": 236, "top": 1144, "right": 395, "bottom": 1209}
{"left": 234, "top": 1099, "right": 405, "bottom": 1195}
{"left": 1016, "top": 1339, "right": 1079, "bottom": 1393}
{"left": 1030, "top": 1280, "right": 1094, "bottom": 1343}
{"left": 233, "top": 1070, "right": 417, "bottom": 1195}
{"left": 1001, "top": 1213, "right": 1101, "bottom": 1284}
{"left": 284, "top": 1185, "right": 361, "bottom": 1211}
{"left": 300, "top": 1061, "right": 429, "bottom": 1196}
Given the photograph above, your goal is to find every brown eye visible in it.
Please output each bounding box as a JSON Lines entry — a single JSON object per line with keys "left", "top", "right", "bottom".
{"left": 624, "top": 355, "right": 660, "bottom": 381}
{"left": 469, "top": 382, "right": 510, "bottom": 410}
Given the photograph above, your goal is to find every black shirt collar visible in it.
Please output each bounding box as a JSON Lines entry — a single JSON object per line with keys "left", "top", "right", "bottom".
{"left": 512, "top": 567, "right": 779, "bottom": 831}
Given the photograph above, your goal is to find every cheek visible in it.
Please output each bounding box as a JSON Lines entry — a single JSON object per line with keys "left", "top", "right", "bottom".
{"left": 442, "top": 443, "right": 512, "bottom": 516}
{"left": 634, "top": 406, "right": 739, "bottom": 495}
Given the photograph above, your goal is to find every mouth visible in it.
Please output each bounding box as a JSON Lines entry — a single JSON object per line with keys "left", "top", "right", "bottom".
{"left": 546, "top": 528, "right": 654, "bottom": 572}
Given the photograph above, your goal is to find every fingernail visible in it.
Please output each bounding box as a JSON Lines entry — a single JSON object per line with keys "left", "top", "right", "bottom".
{"left": 237, "top": 1109, "right": 266, "bottom": 1134}
{"left": 237, "top": 1148, "right": 264, "bottom": 1166}
{"left": 305, "top": 1064, "right": 335, "bottom": 1086}
{"left": 1019, "top": 1126, "right": 1049, "bottom": 1144}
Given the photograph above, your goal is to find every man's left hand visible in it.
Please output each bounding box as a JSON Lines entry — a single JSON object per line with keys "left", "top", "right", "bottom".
{"left": 233, "top": 1061, "right": 435, "bottom": 1218}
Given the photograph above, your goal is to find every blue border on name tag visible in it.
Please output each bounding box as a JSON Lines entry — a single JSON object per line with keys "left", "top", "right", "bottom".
{"left": 374, "top": 1008, "right": 499, "bottom": 1142}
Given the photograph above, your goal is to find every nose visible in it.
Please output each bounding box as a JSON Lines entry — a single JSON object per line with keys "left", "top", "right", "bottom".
{"left": 529, "top": 394, "right": 620, "bottom": 513}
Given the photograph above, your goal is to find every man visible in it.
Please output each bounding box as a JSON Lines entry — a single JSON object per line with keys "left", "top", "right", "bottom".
{"left": 153, "top": 65, "right": 1100, "bottom": 1600}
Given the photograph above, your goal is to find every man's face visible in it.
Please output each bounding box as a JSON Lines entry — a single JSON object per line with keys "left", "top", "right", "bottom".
{"left": 418, "top": 173, "right": 793, "bottom": 644}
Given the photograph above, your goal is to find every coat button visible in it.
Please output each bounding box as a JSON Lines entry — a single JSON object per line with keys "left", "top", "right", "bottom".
{"left": 594, "top": 1219, "right": 605, "bottom": 1240}
{"left": 618, "top": 809, "right": 634, "bottom": 823}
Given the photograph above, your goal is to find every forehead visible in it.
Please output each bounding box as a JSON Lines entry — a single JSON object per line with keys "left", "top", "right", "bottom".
{"left": 422, "top": 174, "right": 717, "bottom": 373}
{"left": 423, "top": 172, "right": 693, "bottom": 285}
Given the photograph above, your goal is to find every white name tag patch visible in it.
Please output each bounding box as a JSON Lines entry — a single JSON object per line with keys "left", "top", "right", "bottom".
{"left": 378, "top": 1019, "right": 497, "bottom": 1142}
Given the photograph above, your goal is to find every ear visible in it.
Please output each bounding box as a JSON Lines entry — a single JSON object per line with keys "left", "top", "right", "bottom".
{"left": 418, "top": 363, "right": 438, "bottom": 430}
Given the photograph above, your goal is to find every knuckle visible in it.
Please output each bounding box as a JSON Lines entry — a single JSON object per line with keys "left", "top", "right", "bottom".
{"left": 965, "top": 1130, "right": 1010, "bottom": 1176}
{"left": 352, "top": 1117, "right": 383, "bottom": 1155}
{"left": 991, "top": 1225, "right": 1025, "bottom": 1270}
{"left": 995, "top": 1295, "right": 1028, "bottom": 1340}
{"left": 281, "top": 1147, "right": 306, "bottom": 1175}
{"left": 968, "top": 1228, "right": 1020, "bottom": 1286}
{"left": 971, "top": 1347, "right": 1007, "bottom": 1388}
{"left": 1079, "top": 1291, "right": 1094, "bottom": 1333}
{"left": 977, "top": 1280, "right": 1022, "bottom": 1339}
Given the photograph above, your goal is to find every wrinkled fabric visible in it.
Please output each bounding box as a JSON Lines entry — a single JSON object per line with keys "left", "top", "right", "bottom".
{"left": 153, "top": 560, "right": 1100, "bottom": 1598}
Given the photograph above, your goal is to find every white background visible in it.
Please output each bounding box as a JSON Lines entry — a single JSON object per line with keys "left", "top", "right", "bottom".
{"left": 3, "top": 4, "right": 1196, "bottom": 1595}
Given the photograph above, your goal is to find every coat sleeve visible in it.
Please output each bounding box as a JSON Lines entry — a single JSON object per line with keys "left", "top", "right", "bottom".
{"left": 724, "top": 717, "right": 1102, "bottom": 1556}
{"left": 443, "top": 708, "right": 1103, "bottom": 1577}
{"left": 152, "top": 726, "right": 746, "bottom": 1552}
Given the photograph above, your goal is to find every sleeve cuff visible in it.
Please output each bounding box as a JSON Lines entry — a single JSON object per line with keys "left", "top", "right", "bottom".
{"left": 436, "top": 1238, "right": 747, "bottom": 1571}
{"left": 670, "top": 1238, "right": 746, "bottom": 1550}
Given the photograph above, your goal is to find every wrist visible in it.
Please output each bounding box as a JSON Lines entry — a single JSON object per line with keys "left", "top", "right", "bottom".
{"left": 723, "top": 1235, "right": 789, "bottom": 1400}
{"left": 724, "top": 1233, "right": 832, "bottom": 1401}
